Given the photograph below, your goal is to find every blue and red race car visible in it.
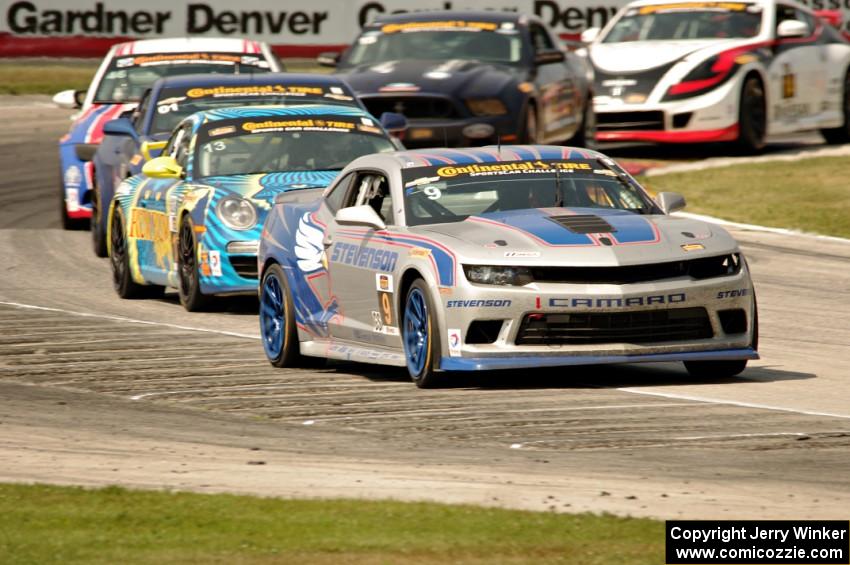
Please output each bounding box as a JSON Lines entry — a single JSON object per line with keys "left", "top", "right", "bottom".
{"left": 54, "top": 37, "right": 280, "bottom": 229}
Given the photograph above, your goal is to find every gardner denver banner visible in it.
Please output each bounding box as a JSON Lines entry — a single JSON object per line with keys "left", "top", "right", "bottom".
{"left": 5, "top": 0, "right": 849, "bottom": 57}
{"left": 3, "top": 0, "right": 624, "bottom": 57}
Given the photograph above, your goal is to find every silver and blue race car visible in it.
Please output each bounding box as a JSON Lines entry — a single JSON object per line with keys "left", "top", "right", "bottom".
{"left": 258, "top": 145, "right": 758, "bottom": 387}
{"left": 108, "top": 104, "right": 397, "bottom": 311}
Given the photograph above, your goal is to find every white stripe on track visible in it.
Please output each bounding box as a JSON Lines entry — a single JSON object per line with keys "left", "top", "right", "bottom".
{"left": 617, "top": 387, "right": 850, "bottom": 420}
{"left": 0, "top": 300, "right": 260, "bottom": 340}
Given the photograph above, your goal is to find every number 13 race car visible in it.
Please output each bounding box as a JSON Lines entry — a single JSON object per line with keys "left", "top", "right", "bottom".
{"left": 584, "top": 0, "right": 850, "bottom": 151}
{"left": 258, "top": 146, "right": 758, "bottom": 387}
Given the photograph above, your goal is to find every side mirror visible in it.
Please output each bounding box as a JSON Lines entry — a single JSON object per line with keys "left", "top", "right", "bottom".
{"left": 777, "top": 19, "right": 809, "bottom": 38}
{"left": 53, "top": 89, "right": 84, "bottom": 109}
{"left": 317, "top": 51, "right": 341, "bottom": 68}
{"left": 140, "top": 140, "right": 168, "bottom": 161}
{"left": 102, "top": 118, "right": 139, "bottom": 141}
{"left": 335, "top": 205, "right": 386, "bottom": 231}
{"left": 534, "top": 49, "right": 566, "bottom": 65}
{"left": 656, "top": 191, "right": 687, "bottom": 214}
{"left": 142, "top": 155, "right": 183, "bottom": 179}
{"left": 581, "top": 27, "right": 601, "bottom": 44}
{"left": 379, "top": 112, "right": 408, "bottom": 133}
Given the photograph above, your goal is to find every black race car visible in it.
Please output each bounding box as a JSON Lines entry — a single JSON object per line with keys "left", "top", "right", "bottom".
{"left": 319, "top": 11, "right": 595, "bottom": 148}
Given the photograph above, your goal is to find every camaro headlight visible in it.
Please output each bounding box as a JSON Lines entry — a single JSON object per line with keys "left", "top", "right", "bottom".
{"left": 463, "top": 265, "right": 533, "bottom": 286}
{"left": 217, "top": 196, "right": 257, "bottom": 231}
{"left": 466, "top": 98, "right": 508, "bottom": 116}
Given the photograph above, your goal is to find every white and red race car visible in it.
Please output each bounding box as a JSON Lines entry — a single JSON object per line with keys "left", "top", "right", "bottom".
{"left": 583, "top": 0, "right": 850, "bottom": 151}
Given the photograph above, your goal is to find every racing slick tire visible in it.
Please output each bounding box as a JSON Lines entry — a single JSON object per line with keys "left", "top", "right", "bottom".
{"left": 735, "top": 75, "right": 767, "bottom": 154}
{"left": 402, "top": 279, "right": 443, "bottom": 388}
{"left": 177, "top": 215, "right": 211, "bottom": 312}
{"left": 259, "top": 263, "right": 306, "bottom": 368}
{"left": 59, "top": 168, "right": 88, "bottom": 231}
{"left": 521, "top": 104, "right": 540, "bottom": 144}
{"left": 684, "top": 295, "right": 759, "bottom": 378}
{"left": 566, "top": 97, "right": 596, "bottom": 149}
{"left": 820, "top": 69, "right": 850, "bottom": 145}
{"left": 90, "top": 176, "right": 108, "bottom": 257}
{"left": 110, "top": 206, "right": 164, "bottom": 299}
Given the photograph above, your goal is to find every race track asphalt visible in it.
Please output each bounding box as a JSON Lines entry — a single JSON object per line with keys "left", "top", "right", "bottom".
{"left": 1, "top": 97, "right": 848, "bottom": 519}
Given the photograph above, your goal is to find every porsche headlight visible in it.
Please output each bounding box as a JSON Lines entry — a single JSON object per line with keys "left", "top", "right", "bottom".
{"left": 466, "top": 98, "right": 508, "bottom": 116}
{"left": 463, "top": 265, "right": 532, "bottom": 286}
{"left": 217, "top": 196, "right": 257, "bottom": 230}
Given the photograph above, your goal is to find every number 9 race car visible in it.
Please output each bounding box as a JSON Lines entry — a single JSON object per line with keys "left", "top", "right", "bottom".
{"left": 583, "top": 0, "right": 850, "bottom": 151}
{"left": 258, "top": 145, "right": 758, "bottom": 388}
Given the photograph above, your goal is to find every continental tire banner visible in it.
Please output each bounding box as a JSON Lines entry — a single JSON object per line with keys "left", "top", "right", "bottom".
{"left": 3, "top": 0, "right": 848, "bottom": 57}
{"left": 0, "top": 0, "right": 629, "bottom": 57}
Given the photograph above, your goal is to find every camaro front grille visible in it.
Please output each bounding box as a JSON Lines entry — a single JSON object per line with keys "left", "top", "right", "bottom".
{"left": 596, "top": 111, "right": 664, "bottom": 131}
{"left": 515, "top": 307, "right": 713, "bottom": 345}
{"left": 361, "top": 96, "right": 460, "bottom": 120}
{"left": 529, "top": 254, "right": 741, "bottom": 285}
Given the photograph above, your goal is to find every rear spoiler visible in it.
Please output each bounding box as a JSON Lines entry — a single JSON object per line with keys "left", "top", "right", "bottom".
{"left": 274, "top": 187, "right": 324, "bottom": 206}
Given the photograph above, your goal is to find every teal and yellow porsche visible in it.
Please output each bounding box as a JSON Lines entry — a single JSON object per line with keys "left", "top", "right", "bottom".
{"left": 108, "top": 104, "right": 398, "bottom": 311}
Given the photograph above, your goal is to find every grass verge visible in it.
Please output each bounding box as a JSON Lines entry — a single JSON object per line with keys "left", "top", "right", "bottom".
{"left": 0, "top": 483, "right": 662, "bottom": 564}
{"left": 0, "top": 58, "right": 326, "bottom": 95}
{"left": 640, "top": 156, "right": 850, "bottom": 238}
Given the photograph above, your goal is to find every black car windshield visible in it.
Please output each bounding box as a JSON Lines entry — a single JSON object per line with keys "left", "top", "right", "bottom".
{"left": 345, "top": 20, "right": 524, "bottom": 65}
{"left": 151, "top": 84, "right": 358, "bottom": 134}
{"left": 402, "top": 160, "right": 656, "bottom": 226}
{"left": 94, "top": 53, "right": 271, "bottom": 103}
{"left": 194, "top": 116, "right": 395, "bottom": 177}
{"left": 603, "top": 2, "right": 763, "bottom": 42}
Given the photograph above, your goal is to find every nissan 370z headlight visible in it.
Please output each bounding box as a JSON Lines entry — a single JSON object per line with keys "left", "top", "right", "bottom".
{"left": 464, "top": 265, "right": 533, "bottom": 286}
{"left": 217, "top": 196, "right": 257, "bottom": 230}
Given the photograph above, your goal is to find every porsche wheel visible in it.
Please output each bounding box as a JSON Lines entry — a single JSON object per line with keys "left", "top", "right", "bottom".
{"left": 736, "top": 76, "right": 766, "bottom": 154}
{"left": 402, "top": 279, "right": 442, "bottom": 388}
{"left": 110, "top": 206, "right": 163, "bottom": 299}
{"left": 259, "top": 263, "right": 303, "bottom": 367}
{"left": 90, "top": 176, "right": 108, "bottom": 257}
{"left": 177, "top": 215, "right": 210, "bottom": 312}
{"left": 821, "top": 69, "right": 850, "bottom": 145}
{"left": 521, "top": 104, "right": 539, "bottom": 144}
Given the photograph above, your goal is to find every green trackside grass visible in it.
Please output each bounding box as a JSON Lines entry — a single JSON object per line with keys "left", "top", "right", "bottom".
{"left": 0, "top": 58, "right": 326, "bottom": 95}
{"left": 0, "top": 59, "right": 98, "bottom": 95}
{"left": 0, "top": 483, "right": 663, "bottom": 564}
{"left": 640, "top": 156, "right": 850, "bottom": 238}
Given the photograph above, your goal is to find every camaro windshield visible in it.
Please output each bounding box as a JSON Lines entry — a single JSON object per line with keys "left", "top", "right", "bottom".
{"left": 603, "top": 2, "right": 763, "bottom": 42}
{"left": 151, "top": 84, "right": 357, "bottom": 134}
{"left": 345, "top": 21, "right": 524, "bottom": 65}
{"left": 402, "top": 159, "right": 656, "bottom": 226}
{"left": 94, "top": 53, "right": 271, "bottom": 103}
{"left": 195, "top": 116, "right": 395, "bottom": 178}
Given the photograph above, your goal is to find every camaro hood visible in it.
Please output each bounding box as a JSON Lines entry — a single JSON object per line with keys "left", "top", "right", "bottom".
{"left": 415, "top": 207, "right": 738, "bottom": 267}
{"left": 590, "top": 40, "right": 724, "bottom": 73}
{"left": 201, "top": 171, "right": 339, "bottom": 206}
{"left": 339, "top": 58, "right": 519, "bottom": 98}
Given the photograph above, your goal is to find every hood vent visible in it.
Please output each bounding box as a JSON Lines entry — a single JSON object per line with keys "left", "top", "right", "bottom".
{"left": 548, "top": 214, "right": 616, "bottom": 234}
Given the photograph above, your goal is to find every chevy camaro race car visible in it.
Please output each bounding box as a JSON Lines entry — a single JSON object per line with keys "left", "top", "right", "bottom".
{"left": 90, "top": 72, "right": 387, "bottom": 257}
{"left": 584, "top": 0, "right": 850, "bottom": 150}
{"left": 258, "top": 145, "right": 758, "bottom": 387}
{"left": 319, "top": 11, "right": 595, "bottom": 149}
{"left": 54, "top": 37, "right": 280, "bottom": 229}
{"left": 109, "top": 105, "right": 397, "bottom": 311}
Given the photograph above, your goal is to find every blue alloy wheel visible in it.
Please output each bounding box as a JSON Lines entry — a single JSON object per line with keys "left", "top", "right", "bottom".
{"left": 260, "top": 271, "right": 285, "bottom": 361}
{"left": 403, "top": 287, "right": 429, "bottom": 377}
